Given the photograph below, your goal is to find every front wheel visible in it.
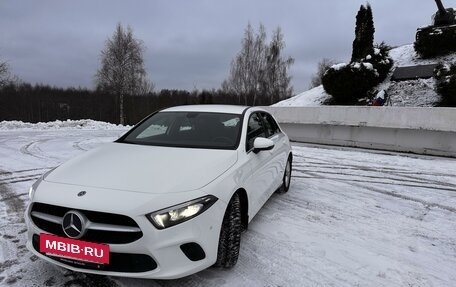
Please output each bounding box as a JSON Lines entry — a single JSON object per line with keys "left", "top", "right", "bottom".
{"left": 277, "top": 156, "right": 292, "bottom": 194}
{"left": 214, "top": 193, "right": 242, "bottom": 268}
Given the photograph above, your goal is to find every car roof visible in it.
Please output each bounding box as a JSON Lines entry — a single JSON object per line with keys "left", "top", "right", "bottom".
{"left": 162, "top": 105, "right": 251, "bottom": 115}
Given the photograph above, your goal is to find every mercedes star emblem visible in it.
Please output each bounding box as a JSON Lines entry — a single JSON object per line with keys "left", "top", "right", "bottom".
{"left": 62, "top": 211, "right": 87, "bottom": 239}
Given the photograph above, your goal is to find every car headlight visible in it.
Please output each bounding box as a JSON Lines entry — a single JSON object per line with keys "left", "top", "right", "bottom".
{"left": 28, "top": 167, "right": 56, "bottom": 200}
{"left": 146, "top": 195, "right": 218, "bottom": 229}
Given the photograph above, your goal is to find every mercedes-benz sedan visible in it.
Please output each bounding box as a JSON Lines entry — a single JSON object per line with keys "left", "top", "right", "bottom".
{"left": 26, "top": 105, "right": 292, "bottom": 279}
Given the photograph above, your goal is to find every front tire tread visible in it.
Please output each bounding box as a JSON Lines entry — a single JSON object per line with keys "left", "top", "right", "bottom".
{"left": 214, "top": 193, "right": 242, "bottom": 268}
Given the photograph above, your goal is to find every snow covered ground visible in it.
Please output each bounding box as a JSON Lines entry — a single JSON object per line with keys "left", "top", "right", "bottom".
{"left": 274, "top": 44, "right": 456, "bottom": 107}
{"left": 389, "top": 44, "right": 456, "bottom": 67}
{"left": 1, "top": 125, "right": 456, "bottom": 286}
{"left": 272, "top": 85, "right": 331, "bottom": 107}
{"left": 0, "top": 119, "right": 129, "bottom": 131}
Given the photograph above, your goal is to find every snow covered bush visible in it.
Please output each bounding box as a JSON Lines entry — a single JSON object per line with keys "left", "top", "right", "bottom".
{"left": 322, "top": 44, "right": 393, "bottom": 104}
{"left": 370, "top": 42, "right": 393, "bottom": 80}
{"left": 434, "top": 63, "right": 456, "bottom": 106}
{"left": 415, "top": 25, "right": 456, "bottom": 58}
{"left": 322, "top": 63, "right": 377, "bottom": 104}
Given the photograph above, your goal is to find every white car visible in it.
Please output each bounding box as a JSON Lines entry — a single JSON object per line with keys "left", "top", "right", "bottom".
{"left": 26, "top": 105, "right": 292, "bottom": 279}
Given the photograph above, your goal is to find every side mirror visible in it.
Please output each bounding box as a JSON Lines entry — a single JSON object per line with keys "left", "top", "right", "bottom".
{"left": 253, "top": 137, "right": 274, "bottom": 153}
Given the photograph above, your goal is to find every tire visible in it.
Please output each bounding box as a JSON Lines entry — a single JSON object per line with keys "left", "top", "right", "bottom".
{"left": 277, "top": 156, "right": 292, "bottom": 194}
{"left": 214, "top": 193, "right": 242, "bottom": 268}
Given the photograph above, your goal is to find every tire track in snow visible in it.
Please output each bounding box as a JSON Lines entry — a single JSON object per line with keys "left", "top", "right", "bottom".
{"left": 292, "top": 148, "right": 456, "bottom": 213}
{"left": 0, "top": 174, "right": 42, "bottom": 185}
{"left": 0, "top": 168, "right": 53, "bottom": 186}
{"left": 292, "top": 161, "right": 456, "bottom": 195}
{"left": 348, "top": 180, "right": 456, "bottom": 213}
{"left": 19, "top": 140, "right": 48, "bottom": 159}
{"left": 293, "top": 168, "right": 456, "bottom": 192}
{"left": 152, "top": 274, "right": 226, "bottom": 287}
{"left": 0, "top": 167, "right": 52, "bottom": 176}
{"left": 61, "top": 271, "right": 120, "bottom": 287}
{"left": 294, "top": 161, "right": 456, "bottom": 178}
{"left": 72, "top": 139, "right": 90, "bottom": 151}
{"left": 19, "top": 139, "right": 62, "bottom": 161}
{"left": 0, "top": 177, "right": 41, "bottom": 186}
{"left": 294, "top": 155, "right": 456, "bottom": 178}
{"left": 0, "top": 170, "right": 26, "bottom": 216}
{"left": 292, "top": 173, "right": 456, "bottom": 213}
{"left": 0, "top": 167, "right": 30, "bottom": 285}
{"left": 0, "top": 131, "right": 127, "bottom": 287}
{"left": 295, "top": 160, "right": 456, "bottom": 188}
{"left": 233, "top": 230, "right": 331, "bottom": 286}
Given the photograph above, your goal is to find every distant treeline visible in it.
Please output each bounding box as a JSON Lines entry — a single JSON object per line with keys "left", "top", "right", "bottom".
{"left": 0, "top": 84, "right": 281, "bottom": 125}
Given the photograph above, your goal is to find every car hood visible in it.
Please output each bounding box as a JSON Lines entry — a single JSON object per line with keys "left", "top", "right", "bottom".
{"left": 45, "top": 143, "right": 238, "bottom": 194}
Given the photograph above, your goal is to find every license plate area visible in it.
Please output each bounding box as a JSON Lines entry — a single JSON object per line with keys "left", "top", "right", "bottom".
{"left": 40, "top": 233, "right": 109, "bottom": 264}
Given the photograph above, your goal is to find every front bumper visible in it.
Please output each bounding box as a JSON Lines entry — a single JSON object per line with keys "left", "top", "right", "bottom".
{"left": 25, "top": 198, "right": 226, "bottom": 279}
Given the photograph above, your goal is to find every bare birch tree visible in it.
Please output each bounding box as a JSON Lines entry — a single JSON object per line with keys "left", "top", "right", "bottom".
{"left": 222, "top": 23, "right": 266, "bottom": 105}
{"left": 309, "top": 58, "right": 336, "bottom": 89}
{"left": 263, "top": 27, "right": 294, "bottom": 103}
{"left": 0, "top": 60, "right": 9, "bottom": 87}
{"left": 95, "top": 23, "right": 153, "bottom": 124}
{"left": 223, "top": 24, "right": 294, "bottom": 105}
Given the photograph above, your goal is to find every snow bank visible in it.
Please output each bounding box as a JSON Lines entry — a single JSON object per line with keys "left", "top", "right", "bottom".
{"left": 272, "top": 85, "right": 331, "bottom": 107}
{"left": 330, "top": 63, "right": 347, "bottom": 71}
{"left": 0, "top": 119, "right": 130, "bottom": 131}
{"left": 389, "top": 44, "right": 456, "bottom": 67}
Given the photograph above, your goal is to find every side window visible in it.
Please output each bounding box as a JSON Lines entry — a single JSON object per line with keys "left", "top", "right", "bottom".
{"left": 246, "top": 113, "right": 266, "bottom": 151}
{"left": 262, "top": 113, "right": 280, "bottom": 136}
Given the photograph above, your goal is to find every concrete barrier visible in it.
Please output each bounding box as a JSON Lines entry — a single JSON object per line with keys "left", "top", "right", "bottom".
{"left": 264, "top": 106, "right": 456, "bottom": 158}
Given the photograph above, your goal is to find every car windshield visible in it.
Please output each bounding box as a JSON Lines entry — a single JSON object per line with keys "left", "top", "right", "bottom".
{"left": 120, "top": 111, "right": 242, "bottom": 149}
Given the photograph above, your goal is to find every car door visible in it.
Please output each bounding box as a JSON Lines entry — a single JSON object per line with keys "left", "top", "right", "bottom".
{"left": 243, "top": 112, "right": 277, "bottom": 217}
{"left": 260, "top": 112, "right": 289, "bottom": 191}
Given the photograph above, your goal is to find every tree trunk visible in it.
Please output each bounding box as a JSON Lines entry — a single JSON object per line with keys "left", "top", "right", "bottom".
{"left": 119, "top": 94, "right": 125, "bottom": 125}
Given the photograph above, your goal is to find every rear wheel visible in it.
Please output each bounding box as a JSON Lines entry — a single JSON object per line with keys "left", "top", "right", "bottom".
{"left": 214, "top": 193, "right": 242, "bottom": 268}
{"left": 277, "top": 156, "right": 292, "bottom": 194}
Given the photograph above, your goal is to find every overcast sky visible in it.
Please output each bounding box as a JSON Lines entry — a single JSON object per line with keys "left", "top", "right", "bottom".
{"left": 0, "top": 0, "right": 441, "bottom": 93}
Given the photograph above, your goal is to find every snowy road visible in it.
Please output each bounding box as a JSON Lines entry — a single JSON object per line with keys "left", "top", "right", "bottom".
{"left": 1, "top": 128, "right": 455, "bottom": 286}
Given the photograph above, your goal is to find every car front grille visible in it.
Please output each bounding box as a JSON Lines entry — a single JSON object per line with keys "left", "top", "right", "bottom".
{"left": 30, "top": 202, "right": 143, "bottom": 244}
{"left": 32, "top": 234, "right": 157, "bottom": 273}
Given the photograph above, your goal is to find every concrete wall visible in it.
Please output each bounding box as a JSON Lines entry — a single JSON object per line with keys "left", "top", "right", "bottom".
{"left": 264, "top": 106, "right": 456, "bottom": 157}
